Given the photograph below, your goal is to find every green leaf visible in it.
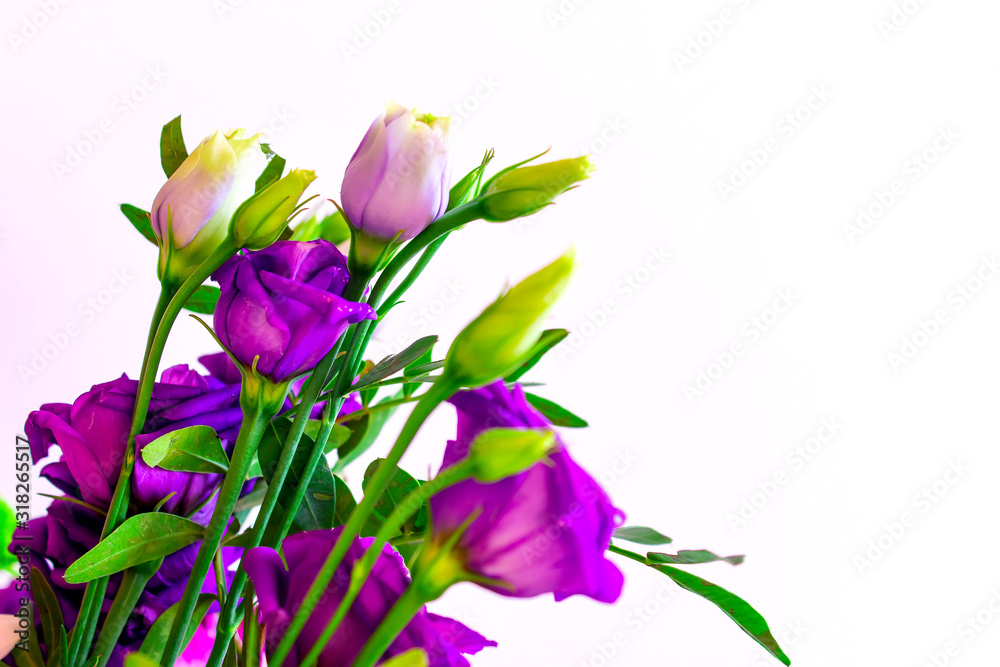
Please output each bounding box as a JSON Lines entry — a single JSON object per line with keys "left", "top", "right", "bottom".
{"left": 29, "top": 569, "right": 64, "bottom": 661}
{"left": 381, "top": 649, "right": 429, "bottom": 667}
{"left": 159, "top": 115, "right": 188, "bottom": 178}
{"left": 63, "top": 513, "right": 204, "bottom": 583}
{"left": 647, "top": 550, "right": 745, "bottom": 566}
{"left": 352, "top": 336, "right": 439, "bottom": 391}
{"left": 403, "top": 345, "right": 435, "bottom": 397}
{"left": 257, "top": 419, "right": 337, "bottom": 532}
{"left": 335, "top": 391, "right": 405, "bottom": 472}
{"left": 505, "top": 329, "right": 568, "bottom": 381}
{"left": 654, "top": 564, "right": 790, "bottom": 665}
{"left": 361, "top": 459, "right": 426, "bottom": 538}
{"left": 255, "top": 152, "right": 286, "bottom": 192}
{"left": 613, "top": 526, "right": 672, "bottom": 545}
{"left": 332, "top": 474, "right": 357, "bottom": 528}
{"left": 45, "top": 625, "right": 67, "bottom": 667}
{"left": 448, "top": 150, "right": 494, "bottom": 209}
{"left": 138, "top": 593, "right": 215, "bottom": 664}
{"left": 524, "top": 392, "right": 588, "bottom": 428}
{"left": 182, "top": 285, "right": 222, "bottom": 315}
{"left": 140, "top": 425, "right": 229, "bottom": 475}
{"left": 290, "top": 210, "right": 351, "bottom": 245}
{"left": 120, "top": 204, "right": 158, "bottom": 245}
{"left": 11, "top": 600, "right": 44, "bottom": 667}
{"left": 0, "top": 500, "right": 16, "bottom": 574}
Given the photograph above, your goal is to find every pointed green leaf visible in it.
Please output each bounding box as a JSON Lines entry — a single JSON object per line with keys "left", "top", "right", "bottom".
{"left": 506, "top": 328, "right": 568, "bottom": 381}
{"left": 352, "top": 337, "right": 439, "bottom": 391}
{"left": 613, "top": 526, "right": 672, "bottom": 545}
{"left": 332, "top": 474, "right": 357, "bottom": 528}
{"left": 334, "top": 391, "right": 405, "bottom": 472}
{"left": 524, "top": 392, "right": 588, "bottom": 428}
{"left": 647, "top": 550, "right": 745, "bottom": 566}
{"left": 361, "top": 459, "right": 426, "bottom": 538}
{"left": 257, "top": 419, "right": 336, "bottom": 531}
{"left": 63, "top": 514, "right": 204, "bottom": 583}
{"left": 159, "top": 116, "right": 187, "bottom": 178}
{"left": 140, "top": 425, "right": 228, "bottom": 474}
{"left": 138, "top": 593, "right": 215, "bottom": 663}
{"left": 29, "top": 569, "right": 64, "bottom": 661}
{"left": 182, "top": 285, "right": 222, "bottom": 315}
{"left": 255, "top": 152, "right": 286, "bottom": 192}
{"left": 120, "top": 204, "right": 158, "bottom": 245}
{"left": 654, "top": 564, "right": 790, "bottom": 665}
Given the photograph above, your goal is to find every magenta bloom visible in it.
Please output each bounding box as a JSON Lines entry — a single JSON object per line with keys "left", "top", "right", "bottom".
{"left": 243, "top": 529, "right": 495, "bottom": 667}
{"left": 25, "top": 353, "right": 243, "bottom": 521}
{"left": 429, "top": 381, "right": 626, "bottom": 603}
{"left": 341, "top": 103, "right": 451, "bottom": 242}
{"left": 212, "top": 240, "right": 376, "bottom": 383}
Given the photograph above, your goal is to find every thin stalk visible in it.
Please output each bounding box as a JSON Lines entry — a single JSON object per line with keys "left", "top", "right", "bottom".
{"left": 89, "top": 558, "right": 163, "bottom": 667}
{"left": 76, "top": 244, "right": 236, "bottom": 667}
{"left": 242, "top": 581, "right": 260, "bottom": 667}
{"left": 299, "top": 459, "right": 475, "bottom": 666}
{"left": 350, "top": 585, "right": 427, "bottom": 667}
{"left": 161, "top": 384, "right": 281, "bottom": 666}
{"left": 268, "top": 379, "right": 456, "bottom": 667}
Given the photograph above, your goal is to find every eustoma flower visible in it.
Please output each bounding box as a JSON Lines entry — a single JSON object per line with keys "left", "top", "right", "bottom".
{"left": 427, "top": 381, "right": 626, "bottom": 602}
{"left": 24, "top": 353, "right": 243, "bottom": 522}
{"left": 151, "top": 129, "right": 266, "bottom": 286}
{"left": 341, "top": 102, "right": 451, "bottom": 267}
{"left": 243, "top": 529, "right": 495, "bottom": 667}
{"left": 211, "top": 240, "right": 376, "bottom": 382}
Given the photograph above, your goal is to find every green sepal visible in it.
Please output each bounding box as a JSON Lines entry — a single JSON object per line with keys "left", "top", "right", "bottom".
{"left": 159, "top": 115, "right": 188, "bottom": 178}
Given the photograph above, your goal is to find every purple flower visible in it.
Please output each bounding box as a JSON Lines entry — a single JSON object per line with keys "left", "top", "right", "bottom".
{"left": 211, "top": 240, "right": 376, "bottom": 383}
{"left": 243, "top": 529, "right": 495, "bottom": 667}
{"left": 25, "top": 354, "right": 243, "bottom": 521}
{"left": 341, "top": 103, "right": 451, "bottom": 243}
{"left": 0, "top": 499, "right": 239, "bottom": 667}
{"left": 429, "top": 381, "right": 626, "bottom": 603}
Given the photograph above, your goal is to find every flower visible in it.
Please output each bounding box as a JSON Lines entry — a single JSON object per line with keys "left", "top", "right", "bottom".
{"left": 243, "top": 529, "right": 495, "bottom": 667}
{"left": 427, "top": 381, "right": 625, "bottom": 603}
{"left": 0, "top": 498, "right": 239, "bottom": 667}
{"left": 151, "top": 129, "right": 266, "bottom": 286}
{"left": 211, "top": 240, "right": 376, "bottom": 383}
{"left": 443, "top": 250, "right": 574, "bottom": 388}
{"left": 479, "top": 156, "right": 593, "bottom": 222}
{"left": 341, "top": 103, "right": 451, "bottom": 261}
{"left": 24, "top": 353, "right": 243, "bottom": 521}
{"left": 229, "top": 169, "right": 317, "bottom": 251}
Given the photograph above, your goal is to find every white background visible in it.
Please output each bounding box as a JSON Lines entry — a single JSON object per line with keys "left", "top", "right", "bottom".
{"left": 2, "top": 1, "right": 1000, "bottom": 665}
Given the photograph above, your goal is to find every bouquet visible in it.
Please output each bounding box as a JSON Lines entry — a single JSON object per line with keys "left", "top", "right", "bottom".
{"left": 1, "top": 103, "right": 791, "bottom": 667}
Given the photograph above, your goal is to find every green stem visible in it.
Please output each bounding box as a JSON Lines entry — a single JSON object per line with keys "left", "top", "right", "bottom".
{"left": 242, "top": 580, "right": 260, "bottom": 667}
{"left": 161, "top": 377, "right": 283, "bottom": 666}
{"left": 204, "top": 271, "right": 374, "bottom": 667}
{"left": 89, "top": 558, "right": 163, "bottom": 667}
{"left": 300, "top": 459, "right": 475, "bottom": 666}
{"left": 350, "top": 585, "right": 427, "bottom": 667}
{"left": 75, "top": 244, "right": 236, "bottom": 667}
{"left": 269, "top": 379, "right": 457, "bottom": 667}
